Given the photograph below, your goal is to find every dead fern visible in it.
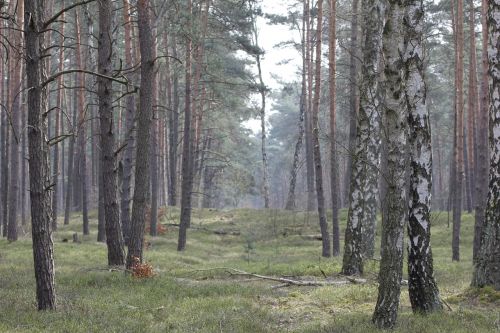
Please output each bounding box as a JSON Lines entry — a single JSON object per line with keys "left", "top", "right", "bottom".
{"left": 130, "top": 256, "right": 155, "bottom": 279}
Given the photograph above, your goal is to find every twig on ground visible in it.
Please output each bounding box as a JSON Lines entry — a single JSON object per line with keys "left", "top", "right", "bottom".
{"left": 442, "top": 298, "right": 454, "bottom": 312}
{"left": 166, "top": 223, "right": 240, "bottom": 236}
{"left": 183, "top": 267, "right": 367, "bottom": 287}
{"left": 79, "top": 266, "right": 131, "bottom": 274}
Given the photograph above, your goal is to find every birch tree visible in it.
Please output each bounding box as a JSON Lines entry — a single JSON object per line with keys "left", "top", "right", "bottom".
{"left": 404, "top": 0, "right": 443, "bottom": 313}
{"left": 372, "top": 0, "right": 407, "bottom": 328}
{"left": 342, "top": 0, "right": 384, "bottom": 275}
{"left": 311, "top": 0, "right": 331, "bottom": 258}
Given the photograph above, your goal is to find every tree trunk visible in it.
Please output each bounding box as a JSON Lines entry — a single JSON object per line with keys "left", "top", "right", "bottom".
{"left": 25, "top": 0, "right": 57, "bottom": 310}
{"left": 473, "top": 0, "right": 489, "bottom": 262}
{"left": 97, "top": 146, "right": 106, "bottom": 242}
{"left": 150, "top": 31, "right": 159, "bottom": 237}
{"left": 463, "top": 125, "right": 472, "bottom": 212}
{"left": 471, "top": 0, "right": 500, "bottom": 290}
{"left": 311, "top": 0, "right": 331, "bottom": 258}
{"left": 63, "top": 70, "right": 77, "bottom": 226}
{"left": 74, "top": 11, "right": 89, "bottom": 235}
{"left": 7, "top": 0, "right": 24, "bottom": 242}
{"left": 328, "top": 0, "right": 340, "bottom": 256}
{"left": 2, "top": 111, "right": 8, "bottom": 238}
{"left": 0, "top": 51, "right": 3, "bottom": 235}
{"left": 167, "top": 35, "right": 179, "bottom": 207}
{"left": 404, "top": 0, "right": 443, "bottom": 313}
{"left": 452, "top": 0, "right": 465, "bottom": 262}
{"left": 466, "top": 0, "right": 478, "bottom": 214}
{"left": 342, "top": 0, "right": 384, "bottom": 275}
{"left": 285, "top": 0, "right": 308, "bottom": 211}
{"left": 304, "top": 0, "right": 316, "bottom": 211}
{"left": 345, "top": 0, "right": 360, "bottom": 207}
{"left": 51, "top": 4, "right": 65, "bottom": 231}
{"left": 120, "top": 0, "right": 136, "bottom": 243}
{"left": 372, "top": 1, "right": 406, "bottom": 328}
{"left": 178, "top": 0, "right": 194, "bottom": 252}
{"left": 21, "top": 87, "right": 28, "bottom": 226}
{"left": 97, "top": 0, "right": 125, "bottom": 266}
{"left": 127, "top": 0, "right": 154, "bottom": 267}
{"left": 168, "top": 37, "right": 180, "bottom": 207}
{"left": 1, "top": 52, "right": 7, "bottom": 236}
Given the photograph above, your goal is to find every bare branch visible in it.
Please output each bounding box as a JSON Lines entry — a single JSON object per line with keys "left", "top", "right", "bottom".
{"left": 43, "top": 69, "right": 132, "bottom": 87}
{"left": 43, "top": 0, "right": 96, "bottom": 28}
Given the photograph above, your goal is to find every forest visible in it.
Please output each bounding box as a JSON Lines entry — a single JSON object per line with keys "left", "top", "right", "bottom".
{"left": 0, "top": 0, "right": 499, "bottom": 331}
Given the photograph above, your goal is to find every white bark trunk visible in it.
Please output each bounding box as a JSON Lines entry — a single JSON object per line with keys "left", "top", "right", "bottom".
{"left": 372, "top": 0, "right": 407, "bottom": 328}
{"left": 404, "top": 0, "right": 443, "bottom": 312}
{"left": 342, "top": 0, "right": 384, "bottom": 275}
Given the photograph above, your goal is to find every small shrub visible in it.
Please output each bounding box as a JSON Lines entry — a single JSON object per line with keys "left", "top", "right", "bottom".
{"left": 130, "top": 256, "right": 155, "bottom": 279}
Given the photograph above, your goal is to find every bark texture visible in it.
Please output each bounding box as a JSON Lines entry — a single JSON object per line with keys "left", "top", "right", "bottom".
{"left": 472, "top": 0, "right": 500, "bottom": 290}
{"left": 311, "top": 0, "right": 331, "bottom": 258}
{"left": 168, "top": 37, "right": 180, "bottom": 207}
{"left": 51, "top": 5, "right": 64, "bottom": 231}
{"left": 120, "top": 0, "right": 136, "bottom": 243}
{"left": 452, "top": 0, "right": 465, "bottom": 262}
{"left": 257, "top": 58, "right": 270, "bottom": 209}
{"left": 473, "top": 0, "right": 489, "bottom": 263}
{"left": 7, "top": 0, "right": 24, "bottom": 242}
{"left": 98, "top": 0, "right": 125, "bottom": 266}
{"left": 342, "top": 0, "right": 384, "bottom": 275}
{"left": 127, "top": 0, "right": 154, "bottom": 267}
{"left": 178, "top": 0, "right": 193, "bottom": 251}
{"left": 372, "top": 0, "right": 407, "bottom": 328}
{"left": 25, "top": 0, "right": 57, "bottom": 310}
{"left": 304, "top": 0, "right": 316, "bottom": 211}
{"left": 404, "top": 0, "right": 443, "bottom": 313}
{"left": 345, "top": 0, "right": 360, "bottom": 206}
{"left": 466, "top": 0, "right": 478, "bottom": 213}
{"left": 328, "top": 0, "right": 340, "bottom": 256}
{"left": 74, "top": 12, "right": 89, "bottom": 235}
{"left": 284, "top": 1, "right": 306, "bottom": 211}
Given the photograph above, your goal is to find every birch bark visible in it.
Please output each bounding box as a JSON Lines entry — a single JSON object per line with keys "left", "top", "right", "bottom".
{"left": 342, "top": 0, "right": 384, "bottom": 274}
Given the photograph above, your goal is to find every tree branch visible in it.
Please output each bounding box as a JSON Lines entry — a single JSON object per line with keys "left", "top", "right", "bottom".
{"left": 183, "top": 267, "right": 367, "bottom": 286}
{"left": 43, "top": 69, "right": 132, "bottom": 88}
{"left": 43, "top": 0, "right": 96, "bottom": 29}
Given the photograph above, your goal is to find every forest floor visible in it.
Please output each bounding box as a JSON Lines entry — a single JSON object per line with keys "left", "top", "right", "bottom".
{"left": 0, "top": 208, "right": 499, "bottom": 332}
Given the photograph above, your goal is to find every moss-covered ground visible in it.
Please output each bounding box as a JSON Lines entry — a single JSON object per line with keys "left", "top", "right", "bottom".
{"left": 0, "top": 208, "right": 498, "bottom": 332}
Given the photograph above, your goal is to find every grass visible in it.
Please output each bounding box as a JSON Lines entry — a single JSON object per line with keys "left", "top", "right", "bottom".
{"left": 0, "top": 208, "right": 499, "bottom": 332}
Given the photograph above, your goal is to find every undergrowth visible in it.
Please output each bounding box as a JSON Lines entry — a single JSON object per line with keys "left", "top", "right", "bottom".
{"left": 0, "top": 208, "right": 498, "bottom": 332}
